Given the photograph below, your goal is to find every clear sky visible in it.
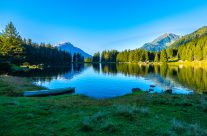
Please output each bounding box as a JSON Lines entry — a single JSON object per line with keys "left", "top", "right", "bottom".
{"left": 0, "top": 0, "right": 207, "bottom": 55}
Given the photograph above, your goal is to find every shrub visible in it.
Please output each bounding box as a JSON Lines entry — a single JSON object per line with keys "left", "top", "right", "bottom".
{"left": 100, "top": 120, "right": 117, "bottom": 133}
{"left": 22, "top": 62, "right": 30, "bottom": 67}
{"left": 200, "top": 97, "right": 207, "bottom": 112}
{"left": 170, "top": 119, "right": 207, "bottom": 136}
{"left": 81, "top": 117, "right": 93, "bottom": 132}
{"left": 81, "top": 111, "right": 108, "bottom": 132}
{"left": 171, "top": 119, "right": 186, "bottom": 135}
{"left": 114, "top": 105, "right": 149, "bottom": 120}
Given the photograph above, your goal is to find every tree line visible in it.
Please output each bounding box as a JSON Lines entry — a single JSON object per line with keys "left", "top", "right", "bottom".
{"left": 91, "top": 33, "right": 207, "bottom": 63}
{"left": 0, "top": 22, "right": 85, "bottom": 66}
{"left": 91, "top": 28, "right": 207, "bottom": 63}
{"left": 92, "top": 49, "right": 169, "bottom": 63}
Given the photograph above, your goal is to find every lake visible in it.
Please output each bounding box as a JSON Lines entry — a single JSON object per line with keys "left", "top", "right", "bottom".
{"left": 13, "top": 63, "right": 207, "bottom": 98}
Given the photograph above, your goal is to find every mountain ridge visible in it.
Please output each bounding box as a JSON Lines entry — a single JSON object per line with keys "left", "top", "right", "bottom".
{"left": 57, "top": 42, "right": 92, "bottom": 58}
{"left": 141, "top": 33, "right": 181, "bottom": 52}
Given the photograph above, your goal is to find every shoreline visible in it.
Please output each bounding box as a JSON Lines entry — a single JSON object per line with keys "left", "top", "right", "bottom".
{"left": 0, "top": 75, "right": 207, "bottom": 135}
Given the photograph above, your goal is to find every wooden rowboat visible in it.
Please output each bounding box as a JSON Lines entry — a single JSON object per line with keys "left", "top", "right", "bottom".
{"left": 23, "top": 87, "right": 75, "bottom": 97}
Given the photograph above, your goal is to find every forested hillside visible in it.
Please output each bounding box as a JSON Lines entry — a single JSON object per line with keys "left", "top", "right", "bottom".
{"left": 0, "top": 22, "right": 84, "bottom": 67}
{"left": 23, "top": 41, "right": 72, "bottom": 65}
{"left": 169, "top": 26, "right": 207, "bottom": 49}
{"left": 177, "top": 33, "right": 207, "bottom": 61}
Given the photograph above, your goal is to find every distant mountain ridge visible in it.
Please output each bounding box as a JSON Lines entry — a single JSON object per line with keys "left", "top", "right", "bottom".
{"left": 57, "top": 42, "right": 92, "bottom": 58}
{"left": 141, "top": 33, "right": 181, "bottom": 52}
{"left": 169, "top": 26, "right": 207, "bottom": 49}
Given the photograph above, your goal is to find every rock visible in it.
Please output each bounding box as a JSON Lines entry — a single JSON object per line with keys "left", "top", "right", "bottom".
{"left": 150, "top": 85, "right": 156, "bottom": 88}
{"left": 165, "top": 89, "right": 172, "bottom": 94}
{"left": 132, "top": 88, "right": 142, "bottom": 93}
{"left": 203, "top": 91, "right": 207, "bottom": 95}
{"left": 149, "top": 88, "right": 154, "bottom": 92}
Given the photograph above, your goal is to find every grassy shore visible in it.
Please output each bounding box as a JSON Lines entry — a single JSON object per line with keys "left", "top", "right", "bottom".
{"left": 117, "top": 60, "right": 207, "bottom": 68}
{"left": 0, "top": 75, "right": 45, "bottom": 96}
{"left": 0, "top": 76, "right": 207, "bottom": 136}
{"left": 168, "top": 60, "right": 207, "bottom": 67}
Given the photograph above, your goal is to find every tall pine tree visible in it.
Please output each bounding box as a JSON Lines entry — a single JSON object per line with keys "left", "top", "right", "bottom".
{"left": 0, "top": 22, "right": 24, "bottom": 64}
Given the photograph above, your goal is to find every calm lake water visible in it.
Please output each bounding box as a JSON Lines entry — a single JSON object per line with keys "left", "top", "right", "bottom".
{"left": 13, "top": 63, "right": 207, "bottom": 98}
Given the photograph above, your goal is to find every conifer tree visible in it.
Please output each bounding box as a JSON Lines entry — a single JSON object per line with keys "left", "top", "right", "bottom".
{"left": 145, "top": 51, "right": 149, "bottom": 62}
{"left": 92, "top": 52, "right": 100, "bottom": 62}
{"left": 0, "top": 22, "right": 24, "bottom": 64}
{"left": 160, "top": 50, "right": 168, "bottom": 62}
{"left": 154, "top": 53, "right": 159, "bottom": 62}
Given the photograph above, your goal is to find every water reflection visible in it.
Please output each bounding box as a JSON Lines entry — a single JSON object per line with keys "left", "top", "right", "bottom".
{"left": 12, "top": 63, "right": 85, "bottom": 82}
{"left": 98, "top": 63, "right": 207, "bottom": 93}
{"left": 9, "top": 63, "right": 207, "bottom": 98}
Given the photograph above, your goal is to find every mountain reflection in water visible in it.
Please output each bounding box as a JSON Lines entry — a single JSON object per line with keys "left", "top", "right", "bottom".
{"left": 12, "top": 63, "right": 207, "bottom": 98}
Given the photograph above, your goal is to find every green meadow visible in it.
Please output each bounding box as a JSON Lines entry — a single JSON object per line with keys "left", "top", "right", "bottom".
{"left": 0, "top": 76, "right": 207, "bottom": 136}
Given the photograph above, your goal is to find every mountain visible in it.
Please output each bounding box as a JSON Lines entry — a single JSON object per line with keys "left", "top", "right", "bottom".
{"left": 169, "top": 26, "right": 207, "bottom": 49}
{"left": 141, "top": 33, "right": 181, "bottom": 52}
{"left": 57, "top": 42, "right": 92, "bottom": 58}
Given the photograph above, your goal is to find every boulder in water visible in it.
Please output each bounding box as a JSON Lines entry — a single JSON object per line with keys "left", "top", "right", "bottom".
{"left": 132, "top": 88, "right": 142, "bottom": 93}
{"left": 165, "top": 89, "right": 172, "bottom": 94}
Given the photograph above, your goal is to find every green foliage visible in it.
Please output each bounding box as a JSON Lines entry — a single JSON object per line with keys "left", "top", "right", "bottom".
{"left": 115, "top": 49, "right": 155, "bottom": 63}
{"left": 0, "top": 22, "right": 24, "bottom": 64}
{"left": 145, "top": 51, "right": 149, "bottom": 62}
{"left": 92, "top": 52, "right": 100, "bottom": 62}
{"left": 101, "top": 50, "right": 118, "bottom": 62}
{"left": 24, "top": 42, "right": 72, "bottom": 65}
{"left": 101, "top": 49, "right": 154, "bottom": 63}
{"left": 170, "top": 26, "right": 207, "bottom": 49}
{"left": 168, "top": 26, "right": 207, "bottom": 62}
{"left": 73, "top": 53, "right": 84, "bottom": 63}
{"left": 0, "top": 22, "right": 73, "bottom": 66}
{"left": 22, "top": 62, "right": 30, "bottom": 67}
{"left": 166, "top": 48, "right": 173, "bottom": 59}
{"left": 154, "top": 53, "right": 159, "bottom": 62}
{"left": 177, "top": 34, "right": 207, "bottom": 61}
{"left": 160, "top": 50, "right": 168, "bottom": 62}
{"left": 84, "top": 57, "right": 92, "bottom": 63}
{"left": 116, "top": 50, "right": 130, "bottom": 62}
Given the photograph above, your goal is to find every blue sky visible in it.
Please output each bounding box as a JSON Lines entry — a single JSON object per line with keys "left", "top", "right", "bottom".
{"left": 0, "top": 0, "right": 207, "bottom": 55}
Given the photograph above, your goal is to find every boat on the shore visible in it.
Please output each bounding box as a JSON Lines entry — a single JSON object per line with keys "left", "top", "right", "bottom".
{"left": 23, "top": 87, "right": 75, "bottom": 97}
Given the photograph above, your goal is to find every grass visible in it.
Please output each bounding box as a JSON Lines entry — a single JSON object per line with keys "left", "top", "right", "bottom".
{"left": 0, "top": 75, "right": 45, "bottom": 96}
{"left": 168, "top": 119, "right": 207, "bottom": 136}
{"left": 0, "top": 76, "right": 207, "bottom": 135}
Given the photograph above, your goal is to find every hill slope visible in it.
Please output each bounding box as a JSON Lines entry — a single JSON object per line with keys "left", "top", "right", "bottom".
{"left": 169, "top": 26, "right": 207, "bottom": 49}
{"left": 57, "top": 42, "right": 92, "bottom": 58}
{"left": 141, "top": 33, "right": 180, "bottom": 52}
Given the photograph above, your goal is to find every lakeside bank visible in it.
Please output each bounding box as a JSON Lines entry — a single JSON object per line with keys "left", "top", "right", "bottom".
{"left": 0, "top": 75, "right": 207, "bottom": 135}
